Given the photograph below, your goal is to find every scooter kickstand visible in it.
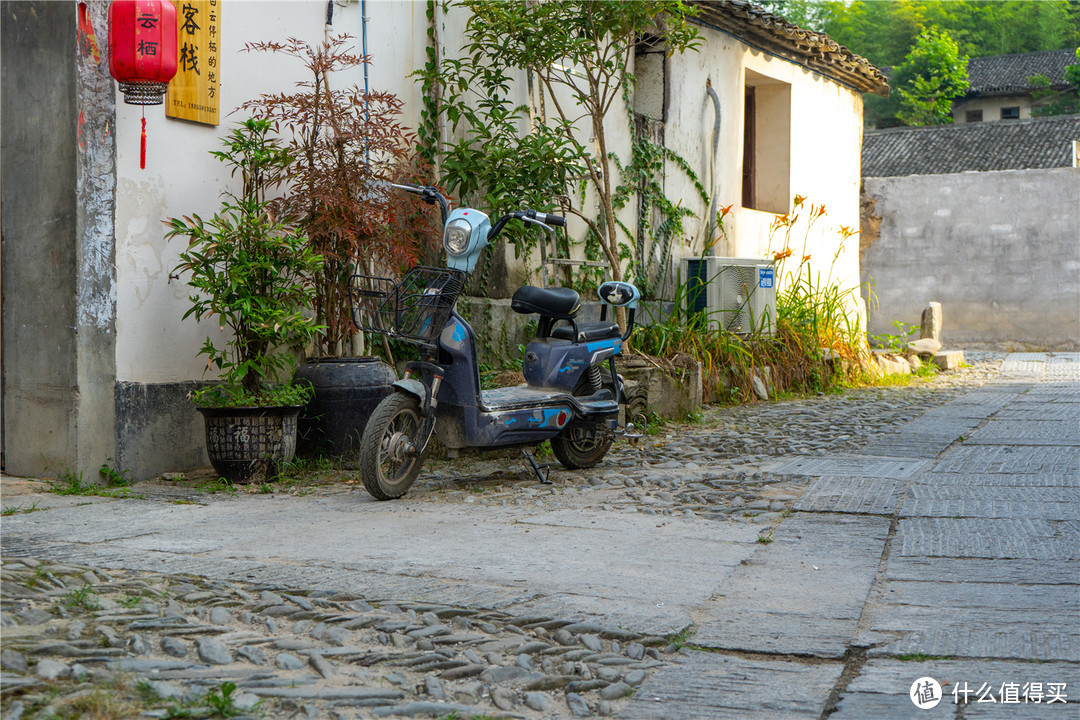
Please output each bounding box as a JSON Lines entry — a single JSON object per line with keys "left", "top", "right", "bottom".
{"left": 521, "top": 449, "right": 552, "bottom": 485}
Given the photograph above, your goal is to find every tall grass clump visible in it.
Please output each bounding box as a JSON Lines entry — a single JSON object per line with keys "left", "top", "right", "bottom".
{"left": 632, "top": 195, "right": 869, "bottom": 402}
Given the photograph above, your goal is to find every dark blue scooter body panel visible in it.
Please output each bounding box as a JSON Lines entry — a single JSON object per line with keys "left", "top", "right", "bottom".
{"left": 432, "top": 312, "right": 617, "bottom": 448}
{"left": 522, "top": 337, "right": 622, "bottom": 389}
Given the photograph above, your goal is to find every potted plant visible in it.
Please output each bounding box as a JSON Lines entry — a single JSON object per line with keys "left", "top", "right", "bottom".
{"left": 166, "top": 118, "right": 324, "bottom": 484}
{"left": 240, "top": 35, "right": 439, "bottom": 462}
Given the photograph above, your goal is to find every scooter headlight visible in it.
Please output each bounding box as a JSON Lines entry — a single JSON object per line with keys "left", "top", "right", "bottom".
{"left": 444, "top": 218, "right": 472, "bottom": 255}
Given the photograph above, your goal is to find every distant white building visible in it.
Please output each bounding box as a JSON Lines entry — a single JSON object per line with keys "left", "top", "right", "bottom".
{"left": 952, "top": 48, "right": 1078, "bottom": 123}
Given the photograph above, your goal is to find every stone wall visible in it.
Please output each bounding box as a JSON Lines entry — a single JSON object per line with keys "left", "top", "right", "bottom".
{"left": 860, "top": 168, "right": 1079, "bottom": 350}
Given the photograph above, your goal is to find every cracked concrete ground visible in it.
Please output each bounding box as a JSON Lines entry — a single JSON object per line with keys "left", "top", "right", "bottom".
{"left": 2, "top": 352, "right": 1078, "bottom": 719}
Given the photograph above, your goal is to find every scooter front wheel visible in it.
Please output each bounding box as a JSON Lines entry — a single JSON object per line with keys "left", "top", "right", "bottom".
{"left": 359, "top": 393, "right": 426, "bottom": 500}
{"left": 551, "top": 421, "right": 613, "bottom": 470}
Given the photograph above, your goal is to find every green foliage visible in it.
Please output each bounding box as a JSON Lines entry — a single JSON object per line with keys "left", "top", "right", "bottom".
{"left": 894, "top": 29, "right": 969, "bottom": 126}
{"left": 243, "top": 37, "right": 440, "bottom": 356}
{"left": 612, "top": 103, "right": 709, "bottom": 296}
{"left": 99, "top": 459, "right": 133, "bottom": 487}
{"left": 419, "top": 0, "right": 703, "bottom": 297}
{"left": 165, "top": 681, "right": 246, "bottom": 718}
{"left": 197, "top": 478, "right": 238, "bottom": 496}
{"left": 2, "top": 501, "right": 41, "bottom": 516}
{"left": 1030, "top": 49, "right": 1080, "bottom": 116}
{"left": 873, "top": 319, "right": 918, "bottom": 353}
{"left": 1067, "top": 49, "right": 1080, "bottom": 87}
{"left": 634, "top": 195, "right": 870, "bottom": 403}
{"left": 668, "top": 626, "right": 696, "bottom": 650}
{"left": 760, "top": 1, "right": 1078, "bottom": 127}
{"left": 206, "top": 681, "right": 243, "bottom": 717}
{"left": 166, "top": 119, "right": 324, "bottom": 406}
{"left": 767, "top": 1, "right": 1079, "bottom": 66}
{"left": 48, "top": 468, "right": 139, "bottom": 498}
{"left": 63, "top": 584, "right": 100, "bottom": 611}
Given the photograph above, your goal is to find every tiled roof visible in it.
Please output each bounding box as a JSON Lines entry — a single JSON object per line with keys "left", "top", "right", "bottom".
{"left": 689, "top": 1, "right": 889, "bottom": 96}
{"left": 967, "top": 49, "right": 1078, "bottom": 97}
{"left": 862, "top": 115, "right": 1080, "bottom": 176}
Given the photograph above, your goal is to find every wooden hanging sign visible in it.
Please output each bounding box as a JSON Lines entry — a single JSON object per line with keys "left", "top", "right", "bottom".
{"left": 165, "top": 0, "right": 220, "bottom": 125}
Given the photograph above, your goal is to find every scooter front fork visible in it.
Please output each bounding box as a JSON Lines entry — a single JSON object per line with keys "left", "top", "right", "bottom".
{"left": 401, "top": 368, "right": 442, "bottom": 458}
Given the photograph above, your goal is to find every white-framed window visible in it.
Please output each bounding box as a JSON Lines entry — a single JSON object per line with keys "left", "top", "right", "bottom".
{"left": 742, "top": 69, "right": 791, "bottom": 214}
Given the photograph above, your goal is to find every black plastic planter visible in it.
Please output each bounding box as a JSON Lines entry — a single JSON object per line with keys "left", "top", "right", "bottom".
{"left": 293, "top": 357, "right": 396, "bottom": 465}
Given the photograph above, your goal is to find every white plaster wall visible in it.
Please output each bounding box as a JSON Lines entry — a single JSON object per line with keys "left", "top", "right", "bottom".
{"left": 115, "top": 0, "right": 427, "bottom": 383}
{"left": 952, "top": 96, "right": 1033, "bottom": 123}
{"left": 116, "top": 3, "right": 869, "bottom": 383}
{"left": 663, "top": 33, "right": 866, "bottom": 298}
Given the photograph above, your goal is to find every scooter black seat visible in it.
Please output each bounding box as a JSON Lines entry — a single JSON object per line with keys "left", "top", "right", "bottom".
{"left": 551, "top": 321, "right": 621, "bottom": 342}
{"left": 511, "top": 285, "right": 580, "bottom": 320}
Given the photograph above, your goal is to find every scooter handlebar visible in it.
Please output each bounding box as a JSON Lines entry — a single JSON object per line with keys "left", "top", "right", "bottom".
{"left": 390, "top": 183, "right": 449, "bottom": 224}
{"left": 516, "top": 209, "right": 565, "bottom": 227}
{"left": 531, "top": 211, "right": 565, "bottom": 227}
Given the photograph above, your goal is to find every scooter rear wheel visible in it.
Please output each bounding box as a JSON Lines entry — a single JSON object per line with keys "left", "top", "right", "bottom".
{"left": 359, "top": 393, "right": 425, "bottom": 500}
{"left": 551, "top": 421, "right": 613, "bottom": 469}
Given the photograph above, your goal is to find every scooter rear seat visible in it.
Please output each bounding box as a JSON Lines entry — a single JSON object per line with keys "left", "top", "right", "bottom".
{"left": 551, "top": 321, "right": 621, "bottom": 342}
{"left": 511, "top": 285, "right": 580, "bottom": 319}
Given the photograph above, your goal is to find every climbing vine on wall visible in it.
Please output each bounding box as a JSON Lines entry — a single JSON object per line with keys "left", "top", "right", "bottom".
{"left": 417, "top": 0, "right": 706, "bottom": 302}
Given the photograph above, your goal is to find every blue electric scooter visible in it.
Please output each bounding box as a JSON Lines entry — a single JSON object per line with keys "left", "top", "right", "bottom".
{"left": 350, "top": 184, "right": 644, "bottom": 500}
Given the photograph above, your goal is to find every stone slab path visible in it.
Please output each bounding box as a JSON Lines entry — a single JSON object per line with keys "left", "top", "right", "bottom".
{"left": 2, "top": 352, "right": 1078, "bottom": 719}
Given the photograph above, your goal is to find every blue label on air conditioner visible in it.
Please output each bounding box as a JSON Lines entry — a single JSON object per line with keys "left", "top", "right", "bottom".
{"left": 759, "top": 267, "right": 775, "bottom": 288}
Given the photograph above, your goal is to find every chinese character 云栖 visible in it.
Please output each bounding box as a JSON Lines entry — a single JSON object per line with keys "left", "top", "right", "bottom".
{"left": 137, "top": 12, "right": 158, "bottom": 29}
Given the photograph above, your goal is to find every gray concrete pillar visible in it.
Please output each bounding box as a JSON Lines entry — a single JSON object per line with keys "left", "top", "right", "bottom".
{"left": 2, "top": 0, "right": 117, "bottom": 480}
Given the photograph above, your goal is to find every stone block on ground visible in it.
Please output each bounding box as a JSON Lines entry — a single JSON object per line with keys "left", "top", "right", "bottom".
{"left": 621, "top": 357, "right": 702, "bottom": 420}
{"left": 932, "top": 350, "right": 963, "bottom": 371}
{"left": 872, "top": 352, "right": 912, "bottom": 376}
{"left": 907, "top": 337, "right": 942, "bottom": 357}
{"left": 920, "top": 301, "right": 942, "bottom": 342}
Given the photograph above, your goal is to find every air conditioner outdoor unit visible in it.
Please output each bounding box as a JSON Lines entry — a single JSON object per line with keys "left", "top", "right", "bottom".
{"left": 682, "top": 256, "right": 776, "bottom": 335}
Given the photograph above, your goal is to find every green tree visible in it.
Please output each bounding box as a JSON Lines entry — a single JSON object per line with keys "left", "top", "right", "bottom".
{"left": 427, "top": 0, "right": 701, "bottom": 306}
{"left": 893, "top": 29, "right": 969, "bottom": 126}
{"left": 1030, "top": 48, "right": 1080, "bottom": 117}
{"left": 762, "top": 0, "right": 1079, "bottom": 128}
{"left": 1068, "top": 48, "right": 1080, "bottom": 86}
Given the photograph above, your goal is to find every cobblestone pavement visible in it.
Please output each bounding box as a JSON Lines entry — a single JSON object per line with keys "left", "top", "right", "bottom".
{"left": 3, "top": 352, "right": 1078, "bottom": 719}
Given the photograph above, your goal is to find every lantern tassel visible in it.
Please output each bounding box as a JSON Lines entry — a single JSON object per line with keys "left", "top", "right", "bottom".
{"left": 140, "top": 113, "right": 147, "bottom": 169}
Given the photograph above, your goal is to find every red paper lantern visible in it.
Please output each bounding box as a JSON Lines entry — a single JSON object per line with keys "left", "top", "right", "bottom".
{"left": 108, "top": 0, "right": 178, "bottom": 106}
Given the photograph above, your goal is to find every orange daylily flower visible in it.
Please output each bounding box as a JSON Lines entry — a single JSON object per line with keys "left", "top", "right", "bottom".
{"left": 793, "top": 194, "right": 806, "bottom": 206}
{"left": 773, "top": 248, "right": 794, "bottom": 261}
{"left": 802, "top": 254, "right": 812, "bottom": 262}
{"left": 718, "top": 204, "right": 734, "bottom": 217}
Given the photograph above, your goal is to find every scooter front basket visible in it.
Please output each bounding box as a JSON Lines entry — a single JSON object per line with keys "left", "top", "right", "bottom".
{"left": 350, "top": 267, "right": 465, "bottom": 348}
